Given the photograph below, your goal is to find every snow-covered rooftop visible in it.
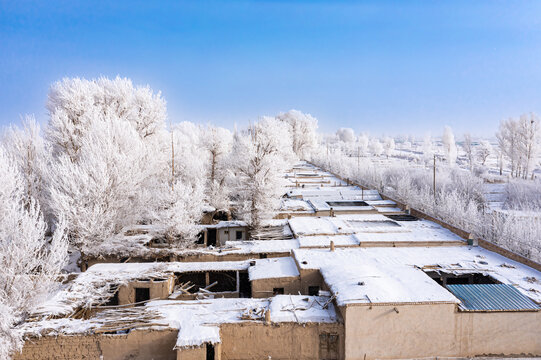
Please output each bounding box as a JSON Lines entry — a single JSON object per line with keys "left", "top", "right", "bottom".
{"left": 248, "top": 257, "right": 300, "bottom": 281}
{"left": 288, "top": 214, "right": 407, "bottom": 237}
{"left": 293, "top": 246, "right": 541, "bottom": 306}
{"left": 20, "top": 296, "right": 339, "bottom": 348}
{"left": 33, "top": 260, "right": 254, "bottom": 317}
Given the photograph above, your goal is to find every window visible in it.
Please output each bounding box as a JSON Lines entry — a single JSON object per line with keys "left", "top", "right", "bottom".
{"left": 236, "top": 230, "right": 243, "bottom": 240}
{"left": 259, "top": 254, "right": 268, "bottom": 259}
{"left": 309, "top": 286, "right": 320, "bottom": 296}
{"left": 134, "top": 287, "right": 150, "bottom": 305}
{"left": 319, "top": 333, "right": 339, "bottom": 360}
{"left": 273, "top": 287, "right": 284, "bottom": 295}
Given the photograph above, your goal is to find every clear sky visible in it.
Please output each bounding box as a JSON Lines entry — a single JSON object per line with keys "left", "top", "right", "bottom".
{"left": 1, "top": 1, "right": 541, "bottom": 136}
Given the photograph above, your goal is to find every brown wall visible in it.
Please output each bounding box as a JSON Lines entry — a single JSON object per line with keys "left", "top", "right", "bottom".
{"left": 15, "top": 329, "right": 178, "bottom": 360}
{"left": 299, "top": 268, "right": 325, "bottom": 295}
{"left": 219, "top": 322, "right": 344, "bottom": 360}
{"left": 117, "top": 276, "right": 174, "bottom": 305}
{"left": 251, "top": 276, "right": 301, "bottom": 298}
{"left": 344, "top": 303, "right": 541, "bottom": 360}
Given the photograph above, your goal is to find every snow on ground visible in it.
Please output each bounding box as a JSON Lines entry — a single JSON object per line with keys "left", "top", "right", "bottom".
{"left": 248, "top": 257, "right": 300, "bottom": 281}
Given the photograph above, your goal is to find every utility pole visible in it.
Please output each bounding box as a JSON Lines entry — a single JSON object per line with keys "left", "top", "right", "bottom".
{"left": 170, "top": 119, "right": 175, "bottom": 192}
{"left": 433, "top": 154, "right": 436, "bottom": 201}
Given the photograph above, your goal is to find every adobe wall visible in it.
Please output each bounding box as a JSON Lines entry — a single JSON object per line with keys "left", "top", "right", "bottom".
{"left": 118, "top": 276, "right": 174, "bottom": 304}
{"left": 317, "top": 165, "right": 541, "bottom": 272}
{"left": 83, "top": 252, "right": 291, "bottom": 270}
{"left": 14, "top": 329, "right": 178, "bottom": 360}
{"left": 219, "top": 321, "right": 345, "bottom": 359}
{"left": 177, "top": 344, "right": 222, "bottom": 360}
{"left": 251, "top": 276, "right": 301, "bottom": 298}
{"left": 299, "top": 268, "right": 325, "bottom": 295}
{"left": 344, "top": 303, "right": 541, "bottom": 360}
{"left": 176, "top": 346, "right": 206, "bottom": 360}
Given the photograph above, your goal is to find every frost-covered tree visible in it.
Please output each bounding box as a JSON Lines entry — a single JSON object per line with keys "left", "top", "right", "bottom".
{"left": 0, "top": 147, "right": 67, "bottom": 359}
{"left": 202, "top": 125, "right": 233, "bottom": 211}
{"left": 442, "top": 126, "right": 457, "bottom": 165}
{"left": 48, "top": 113, "right": 156, "bottom": 250}
{"left": 383, "top": 137, "right": 395, "bottom": 158}
{"left": 357, "top": 133, "right": 369, "bottom": 155}
{"left": 477, "top": 140, "right": 492, "bottom": 166}
{"left": 463, "top": 133, "right": 474, "bottom": 171}
{"left": 46, "top": 77, "right": 168, "bottom": 250}
{"left": 152, "top": 122, "right": 206, "bottom": 243}
{"left": 369, "top": 138, "right": 383, "bottom": 156}
{"left": 46, "top": 76, "right": 166, "bottom": 161}
{"left": 496, "top": 115, "right": 540, "bottom": 179}
{"left": 230, "top": 118, "right": 292, "bottom": 230}
{"left": 2, "top": 117, "right": 51, "bottom": 218}
{"left": 276, "top": 109, "right": 318, "bottom": 159}
{"left": 336, "top": 128, "right": 356, "bottom": 143}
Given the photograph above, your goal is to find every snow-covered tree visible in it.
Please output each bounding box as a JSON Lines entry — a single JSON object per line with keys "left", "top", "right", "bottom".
{"left": 276, "top": 109, "right": 318, "bottom": 159}
{"left": 383, "top": 137, "right": 395, "bottom": 158}
{"left": 48, "top": 113, "right": 156, "bottom": 250}
{"left": 2, "top": 117, "right": 51, "bottom": 218}
{"left": 496, "top": 114, "right": 540, "bottom": 179}
{"left": 442, "top": 126, "right": 457, "bottom": 165}
{"left": 463, "top": 133, "right": 474, "bottom": 171}
{"left": 336, "top": 128, "right": 356, "bottom": 143}
{"left": 0, "top": 147, "right": 68, "bottom": 359}
{"left": 230, "top": 118, "right": 292, "bottom": 230}
{"left": 477, "top": 140, "right": 492, "bottom": 166}
{"left": 357, "top": 133, "right": 369, "bottom": 155}
{"left": 152, "top": 122, "right": 207, "bottom": 243}
{"left": 200, "top": 125, "right": 234, "bottom": 211}
{"left": 46, "top": 76, "right": 166, "bottom": 161}
{"left": 369, "top": 138, "right": 383, "bottom": 156}
{"left": 46, "top": 77, "right": 168, "bottom": 250}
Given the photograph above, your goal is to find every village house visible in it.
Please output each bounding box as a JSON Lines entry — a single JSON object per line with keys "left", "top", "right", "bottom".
{"left": 14, "top": 163, "right": 541, "bottom": 360}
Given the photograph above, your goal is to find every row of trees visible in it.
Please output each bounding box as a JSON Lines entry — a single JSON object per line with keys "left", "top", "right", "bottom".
{"left": 310, "top": 147, "right": 541, "bottom": 264}
{"left": 0, "top": 76, "right": 319, "bottom": 358}
{"left": 327, "top": 117, "right": 541, "bottom": 179}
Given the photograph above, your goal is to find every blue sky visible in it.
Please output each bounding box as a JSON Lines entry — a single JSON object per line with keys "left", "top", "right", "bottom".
{"left": 1, "top": 1, "right": 541, "bottom": 136}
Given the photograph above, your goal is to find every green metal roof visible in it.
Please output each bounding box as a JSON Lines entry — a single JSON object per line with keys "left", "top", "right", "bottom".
{"left": 447, "top": 284, "right": 540, "bottom": 312}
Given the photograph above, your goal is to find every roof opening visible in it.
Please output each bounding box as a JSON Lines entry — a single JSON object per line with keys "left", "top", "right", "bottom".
{"left": 385, "top": 214, "right": 419, "bottom": 221}
{"left": 425, "top": 271, "right": 499, "bottom": 286}
{"left": 326, "top": 201, "right": 368, "bottom": 207}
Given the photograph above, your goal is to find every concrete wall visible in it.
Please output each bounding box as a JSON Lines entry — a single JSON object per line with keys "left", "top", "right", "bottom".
{"left": 219, "top": 322, "right": 344, "bottom": 360}
{"left": 15, "top": 329, "right": 178, "bottom": 360}
{"left": 250, "top": 276, "right": 301, "bottom": 298}
{"left": 344, "top": 303, "right": 541, "bottom": 360}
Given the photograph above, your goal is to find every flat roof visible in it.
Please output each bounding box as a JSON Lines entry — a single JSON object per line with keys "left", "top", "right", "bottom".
{"left": 293, "top": 246, "right": 541, "bottom": 306}
{"left": 248, "top": 257, "right": 300, "bottom": 281}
